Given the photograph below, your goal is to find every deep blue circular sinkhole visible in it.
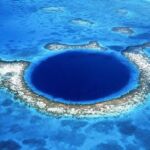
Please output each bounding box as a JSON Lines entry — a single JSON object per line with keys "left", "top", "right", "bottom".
{"left": 30, "top": 50, "right": 132, "bottom": 103}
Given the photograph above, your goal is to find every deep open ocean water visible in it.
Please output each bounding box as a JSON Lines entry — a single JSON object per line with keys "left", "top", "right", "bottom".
{"left": 0, "top": 0, "right": 150, "bottom": 150}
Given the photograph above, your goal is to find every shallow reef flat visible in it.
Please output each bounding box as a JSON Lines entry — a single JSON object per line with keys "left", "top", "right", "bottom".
{"left": 44, "top": 41, "right": 107, "bottom": 51}
{"left": 112, "top": 27, "right": 134, "bottom": 36}
{"left": 71, "top": 18, "right": 94, "bottom": 26}
{"left": 41, "top": 6, "right": 65, "bottom": 13}
{"left": 125, "top": 41, "right": 150, "bottom": 52}
{"left": 0, "top": 47, "right": 150, "bottom": 117}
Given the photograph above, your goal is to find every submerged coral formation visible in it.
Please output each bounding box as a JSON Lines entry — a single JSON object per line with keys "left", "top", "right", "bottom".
{"left": 44, "top": 41, "right": 107, "bottom": 51}
{"left": 125, "top": 41, "right": 150, "bottom": 52}
{"left": 112, "top": 27, "right": 134, "bottom": 35}
{"left": 71, "top": 18, "right": 94, "bottom": 26}
{"left": 41, "top": 6, "right": 65, "bottom": 13}
{"left": 0, "top": 47, "right": 149, "bottom": 117}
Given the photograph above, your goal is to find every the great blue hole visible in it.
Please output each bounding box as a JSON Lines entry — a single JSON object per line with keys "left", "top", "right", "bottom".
{"left": 30, "top": 50, "right": 131, "bottom": 103}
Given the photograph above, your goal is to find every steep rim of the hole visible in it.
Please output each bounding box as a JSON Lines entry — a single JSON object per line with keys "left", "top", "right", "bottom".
{"left": 24, "top": 49, "right": 139, "bottom": 105}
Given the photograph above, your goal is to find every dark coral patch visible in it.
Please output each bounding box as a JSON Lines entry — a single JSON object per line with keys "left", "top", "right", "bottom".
{"left": 0, "top": 140, "right": 21, "bottom": 150}
{"left": 117, "top": 120, "right": 137, "bottom": 135}
{"left": 92, "top": 141, "right": 123, "bottom": 150}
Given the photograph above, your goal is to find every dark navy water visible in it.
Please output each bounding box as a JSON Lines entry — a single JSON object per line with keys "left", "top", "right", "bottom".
{"left": 31, "top": 51, "right": 130, "bottom": 103}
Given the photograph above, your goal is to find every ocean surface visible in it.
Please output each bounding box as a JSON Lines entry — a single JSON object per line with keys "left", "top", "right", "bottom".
{"left": 0, "top": 0, "right": 150, "bottom": 150}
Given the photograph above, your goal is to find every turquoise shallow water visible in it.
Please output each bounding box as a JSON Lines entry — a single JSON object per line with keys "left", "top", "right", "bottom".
{"left": 0, "top": 90, "right": 150, "bottom": 150}
{"left": 0, "top": 0, "right": 150, "bottom": 61}
{"left": 0, "top": 0, "right": 150, "bottom": 149}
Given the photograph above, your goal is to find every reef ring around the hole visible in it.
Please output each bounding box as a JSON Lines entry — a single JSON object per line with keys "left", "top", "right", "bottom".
{"left": 24, "top": 49, "right": 139, "bottom": 105}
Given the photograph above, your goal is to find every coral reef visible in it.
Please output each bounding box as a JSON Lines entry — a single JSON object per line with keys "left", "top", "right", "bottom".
{"left": 44, "top": 41, "right": 107, "bottom": 51}
{"left": 112, "top": 27, "right": 134, "bottom": 35}
{"left": 0, "top": 47, "right": 149, "bottom": 117}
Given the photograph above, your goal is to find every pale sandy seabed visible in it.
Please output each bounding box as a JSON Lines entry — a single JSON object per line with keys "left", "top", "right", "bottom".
{"left": 0, "top": 43, "right": 150, "bottom": 117}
